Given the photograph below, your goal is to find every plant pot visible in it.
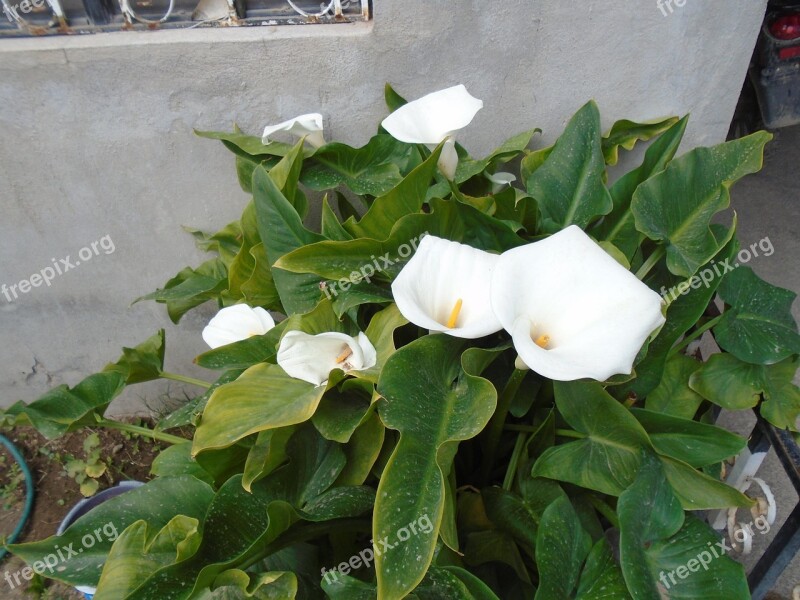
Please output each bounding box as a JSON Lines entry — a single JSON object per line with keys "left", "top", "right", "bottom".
{"left": 56, "top": 481, "right": 143, "bottom": 599}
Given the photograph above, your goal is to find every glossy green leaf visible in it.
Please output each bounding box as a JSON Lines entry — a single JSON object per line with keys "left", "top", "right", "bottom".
{"left": 4, "top": 371, "right": 126, "bottom": 439}
{"left": 661, "top": 456, "right": 753, "bottom": 510}
{"left": 374, "top": 335, "right": 497, "bottom": 599}
{"left": 455, "top": 129, "right": 539, "bottom": 183}
{"left": 526, "top": 101, "right": 613, "bottom": 233}
{"left": 644, "top": 354, "right": 704, "bottom": 419}
{"left": 575, "top": 538, "right": 631, "bottom": 600}
{"left": 598, "top": 116, "right": 688, "bottom": 259}
{"left": 321, "top": 195, "right": 353, "bottom": 241}
{"left": 601, "top": 116, "right": 679, "bottom": 165}
{"left": 532, "top": 381, "right": 651, "bottom": 496}
{"left": 687, "top": 352, "right": 764, "bottom": 410}
{"left": 714, "top": 266, "right": 800, "bottom": 364}
{"left": 242, "top": 426, "right": 295, "bottom": 492}
{"left": 151, "top": 442, "right": 215, "bottom": 485}
{"left": 9, "top": 476, "right": 214, "bottom": 587}
{"left": 94, "top": 517, "right": 202, "bottom": 600}
{"left": 276, "top": 197, "right": 524, "bottom": 281}
{"left": 211, "top": 570, "right": 298, "bottom": 599}
{"left": 302, "top": 135, "right": 410, "bottom": 197}
{"left": 631, "top": 131, "right": 771, "bottom": 277}
{"left": 345, "top": 142, "right": 442, "bottom": 239}
{"left": 103, "top": 330, "right": 166, "bottom": 384}
{"left": 631, "top": 408, "right": 746, "bottom": 467}
{"left": 194, "top": 322, "right": 287, "bottom": 370}
{"left": 252, "top": 163, "right": 325, "bottom": 314}
{"left": 336, "top": 412, "right": 385, "bottom": 486}
{"left": 192, "top": 363, "right": 330, "bottom": 454}
{"left": 534, "top": 496, "right": 592, "bottom": 600}
{"left": 618, "top": 454, "right": 750, "bottom": 599}
{"left": 412, "top": 566, "right": 502, "bottom": 599}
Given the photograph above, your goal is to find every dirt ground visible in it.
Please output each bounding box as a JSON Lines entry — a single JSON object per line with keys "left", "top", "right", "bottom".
{"left": 0, "top": 424, "right": 169, "bottom": 599}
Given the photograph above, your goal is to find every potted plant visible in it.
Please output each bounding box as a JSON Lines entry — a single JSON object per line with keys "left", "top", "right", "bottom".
{"left": 2, "top": 84, "right": 797, "bottom": 599}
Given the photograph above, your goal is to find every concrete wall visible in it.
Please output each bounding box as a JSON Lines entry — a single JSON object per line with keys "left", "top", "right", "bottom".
{"left": 0, "top": 0, "right": 768, "bottom": 413}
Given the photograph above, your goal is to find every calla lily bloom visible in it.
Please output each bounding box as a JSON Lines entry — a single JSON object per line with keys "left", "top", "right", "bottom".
{"left": 486, "top": 171, "right": 517, "bottom": 193}
{"left": 202, "top": 304, "right": 275, "bottom": 349}
{"left": 277, "top": 330, "right": 377, "bottom": 386}
{"left": 262, "top": 113, "right": 325, "bottom": 148}
{"left": 491, "top": 225, "right": 665, "bottom": 381}
{"left": 381, "top": 85, "right": 483, "bottom": 180}
{"left": 391, "top": 235, "right": 502, "bottom": 339}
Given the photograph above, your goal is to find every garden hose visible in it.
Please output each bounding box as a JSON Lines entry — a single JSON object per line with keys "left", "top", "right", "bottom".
{"left": 0, "top": 433, "right": 35, "bottom": 561}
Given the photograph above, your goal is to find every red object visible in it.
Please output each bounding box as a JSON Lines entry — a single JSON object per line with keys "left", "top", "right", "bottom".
{"left": 770, "top": 14, "right": 800, "bottom": 40}
{"left": 778, "top": 46, "right": 800, "bottom": 60}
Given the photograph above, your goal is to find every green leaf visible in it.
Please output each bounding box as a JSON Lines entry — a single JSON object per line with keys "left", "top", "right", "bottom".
{"left": 192, "top": 363, "right": 330, "bottom": 454}
{"left": 157, "top": 369, "right": 243, "bottom": 430}
{"left": 211, "top": 570, "right": 298, "bottom": 599}
{"left": 519, "top": 145, "right": 553, "bottom": 183}
{"left": 618, "top": 454, "right": 750, "bottom": 599}
{"left": 575, "top": 539, "right": 631, "bottom": 600}
{"left": 350, "top": 303, "right": 408, "bottom": 383}
{"left": 631, "top": 408, "right": 746, "bottom": 467}
{"left": 252, "top": 163, "right": 326, "bottom": 314}
{"left": 94, "top": 517, "right": 202, "bottom": 600}
{"left": 195, "top": 129, "right": 298, "bottom": 159}
{"left": 103, "top": 330, "right": 166, "bottom": 384}
{"left": 526, "top": 101, "right": 613, "bottom": 233}
{"left": 534, "top": 496, "right": 592, "bottom": 599}
{"left": 9, "top": 476, "right": 214, "bottom": 587}
{"left": 644, "top": 354, "right": 704, "bottom": 419}
{"left": 384, "top": 83, "right": 408, "bottom": 112}
{"left": 321, "top": 196, "right": 353, "bottom": 241}
{"left": 631, "top": 131, "right": 771, "bottom": 277}
{"left": 759, "top": 356, "right": 800, "bottom": 430}
{"left": 322, "top": 573, "right": 376, "bottom": 600}
{"left": 714, "top": 266, "right": 800, "bottom": 364}
{"left": 601, "top": 116, "right": 679, "bottom": 165}
{"left": 5, "top": 371, "right": 126, "bottom": 439}
{"left": 302, "top": 135, "right": 410, "bottom": 197}
{"left": 277, "top": 197, "right": 523, "bottom": 282}
{"left": 345, "top": 142, "right": 443, "bottom": 239}
{"left": 335, "top": 412, "right": 385, "bottom": 486}
{"left": 242, "top": 426, "right": 295, "bottom": 492}
{"left": 412, "top": 566, "right": 502, "bottom": 599}
{"left": 597, "top": 116, "right": 688, "bottom": 259}
{"left": 532, "top": 381, "right": 651, "bottom": 496}
{"left": 137, "top": 259, "right": 228, "bottom": 323}
{"left": 687, "top": 352, "right": 764, "bottom": 410}
{"left": 661, "top": 456, "right": 753, "bottom": 509}
{"left": 151, "top": 442, "right": 215, "bottom": 485}
{"left": 614, "top": 237, "right": 735, "bottom": 401}
{"left": 194, "top": 323, "right": 287, "bottom": 370}
{"left": 374, "top": 335, "right": 497, "bottom": 599}
{"left": 455, "top": 129, "right": 539, "bottom": 183}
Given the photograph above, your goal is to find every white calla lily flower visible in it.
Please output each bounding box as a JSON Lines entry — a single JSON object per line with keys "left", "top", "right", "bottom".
{"left": 277, "top": 330, "right": 377, "bottom": 386}
{"left": 391, "top": 235, "right": 502, "bottom": 339}
{"left": 262, "top": 112, "right": 325, "bottom": 148}
{"left": 381, "top": 85, "right": 483, "bottom": 180}
{"left": 491, "top": 225, "right": 665, "bottom": 381}
{"left": 486, "top": 171, "right": 517, "bottom": 193}
{"left": 202, "top": 304, "right": 275, "bottom": 349}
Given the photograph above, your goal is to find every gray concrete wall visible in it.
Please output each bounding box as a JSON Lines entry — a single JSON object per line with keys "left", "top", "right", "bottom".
{"left": 0, "top": 0, "right": 768, "bottom": 413}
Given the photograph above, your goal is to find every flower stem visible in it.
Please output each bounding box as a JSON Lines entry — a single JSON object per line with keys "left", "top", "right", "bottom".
{"left": 95, "top": 418, "right": 186, "bottom": 445}
{"left": 588, "top": 495, "right": 620, "bottom": 529}
{"left": 668, "top": 314, "right": 723, "bottom": 357}
{"left": 635, "top": 246, "right": 665, "bottom": 280}
{"left": 502, "top": 433, "right": 527, "bottom": 491}
{"left": 480, "top": 368, "right": 528, "bottom": 484}
{"left": 160, "top": 371, "right": 211, "bottom": 389}
{"left": 448, "top": 179, "right": 467, "bottom": 203}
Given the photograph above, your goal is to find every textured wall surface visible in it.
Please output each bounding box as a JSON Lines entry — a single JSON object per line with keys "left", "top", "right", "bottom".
{"left": 0, "top": 0, "right": 767, "bottom": 412}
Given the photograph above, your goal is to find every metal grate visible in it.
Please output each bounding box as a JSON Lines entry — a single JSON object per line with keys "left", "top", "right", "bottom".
{"left": 0, "top": 0, "right": 369, "bottom": 36}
